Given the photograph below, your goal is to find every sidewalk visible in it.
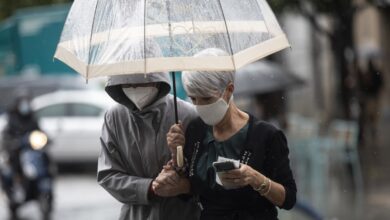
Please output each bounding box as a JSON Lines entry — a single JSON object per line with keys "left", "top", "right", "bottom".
{"left": 361, "top": 105, "right": 390, "bottom": 219}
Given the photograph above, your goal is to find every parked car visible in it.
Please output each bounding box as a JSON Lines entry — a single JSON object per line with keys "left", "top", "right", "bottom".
{"left": 0, "top": 90, "right": 115, "bottom": 165}
{"left": 0, "top": 75, "right": 105, "bottom": 114}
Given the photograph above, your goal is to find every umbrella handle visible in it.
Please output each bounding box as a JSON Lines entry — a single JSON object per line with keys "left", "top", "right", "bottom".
{"left": 171, "top": 71, "right": 181, "bottom": 167}
{"left": 176, "top": 146, "right": 184, "bottom": 168}
{"left": 171, "top": 72, "right": 179, "bottom": 124}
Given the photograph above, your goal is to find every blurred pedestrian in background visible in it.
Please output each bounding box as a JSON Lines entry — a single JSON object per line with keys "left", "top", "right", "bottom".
{"left": 254, "top": 91, "right": 288, "bottom": 130}
{"left": 1, "top": 92, "right": 39, "bottom": 181}
{"left": 0, "top": 92, "right": 40, "bottom": 218}
{"left": 357, "top": 58, "right": 384, "bottom": 148}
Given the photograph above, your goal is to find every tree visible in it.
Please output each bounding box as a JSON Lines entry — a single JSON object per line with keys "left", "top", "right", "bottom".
{"left": 269, "top": 0, "right": 373, "bottom": 119}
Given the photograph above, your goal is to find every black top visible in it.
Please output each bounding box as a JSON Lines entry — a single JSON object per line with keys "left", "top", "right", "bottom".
{"left": 196, "top": 123, "right": 249, "bottom": 188}
{"left": 184, "top": 115, "right": 297, "bottom": 220}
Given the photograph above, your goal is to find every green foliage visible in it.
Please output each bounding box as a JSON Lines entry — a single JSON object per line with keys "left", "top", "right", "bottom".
{"left": 268, "top": 0, "right": 300, "bottom": 13}
{"left": 269, "top": 0, "right": 373, "bottom": 15}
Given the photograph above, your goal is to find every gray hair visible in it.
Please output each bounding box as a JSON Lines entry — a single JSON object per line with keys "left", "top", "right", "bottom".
{"left": 182, "top": 48, "right": 235, "bottom": 97}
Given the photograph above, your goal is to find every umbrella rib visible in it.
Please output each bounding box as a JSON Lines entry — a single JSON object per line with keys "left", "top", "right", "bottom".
{"left": 86, "top": 0, "right": 100, "bottom": 81}
{"left": 216, "top": 0, "right": 237, "bottom": 71}
{"left": 144, "top": 0, "right": 147, "bottom": 74}
{"left": 166, "top": 0, "right": 174, "bottom": 57}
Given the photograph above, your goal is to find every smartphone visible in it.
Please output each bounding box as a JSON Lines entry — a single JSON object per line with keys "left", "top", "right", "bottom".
{"left": 213, "top": 161, "right": 236, "bottom": 172}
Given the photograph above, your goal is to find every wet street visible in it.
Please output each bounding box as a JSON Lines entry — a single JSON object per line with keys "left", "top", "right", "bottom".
{"left": 1, "top": 110, "right": 390, "bottom": 220}
{"left": 0, "top": 175, "right": 121, "bottom": 220}
{"left": 1, "top": 171, "right": 390, "bottom": 220}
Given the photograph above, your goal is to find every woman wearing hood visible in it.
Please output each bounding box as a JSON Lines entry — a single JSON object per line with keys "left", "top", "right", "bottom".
{"left": 97, "top": 71, "right": 199, "bottom": 220}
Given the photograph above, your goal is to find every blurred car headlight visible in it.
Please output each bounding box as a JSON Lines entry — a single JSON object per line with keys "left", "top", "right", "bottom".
{"left": 29, "top": 130, "right": 48, "bottom": 150}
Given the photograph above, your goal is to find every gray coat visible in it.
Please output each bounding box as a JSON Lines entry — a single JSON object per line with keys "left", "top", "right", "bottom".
{"left": 97, "top": 73, "right": 199, "bottom": 220}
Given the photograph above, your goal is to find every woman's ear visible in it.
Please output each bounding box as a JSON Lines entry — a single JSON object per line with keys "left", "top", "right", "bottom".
{"left": 225, "top": 82, "right": 234, "bottom": 101}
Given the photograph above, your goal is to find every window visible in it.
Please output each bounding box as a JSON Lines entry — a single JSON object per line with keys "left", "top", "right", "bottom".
{"left": 70, "top": 103, "right": 103, "bottom": 117}
{"left": 35, "top": 104, "right": 68, "bottom": 118}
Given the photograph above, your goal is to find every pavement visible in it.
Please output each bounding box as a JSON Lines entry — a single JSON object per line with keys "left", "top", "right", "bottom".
{"left": 359, "top": 106, "right": 390, "bottom": 220}
{"left": 0, "top": 175, "right": 121, "bottom": 220}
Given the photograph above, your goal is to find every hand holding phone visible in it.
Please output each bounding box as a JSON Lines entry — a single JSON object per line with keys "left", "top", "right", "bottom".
{"left": 213, "top": 157, "right": 241, "bottom": 189}
{"left": 213, "top": 161, "right": 238, "bottom": 172}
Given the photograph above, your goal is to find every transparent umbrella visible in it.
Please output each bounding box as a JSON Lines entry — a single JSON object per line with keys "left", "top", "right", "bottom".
{"left": 54, "top": 0, "right": 290, "bottom": 123}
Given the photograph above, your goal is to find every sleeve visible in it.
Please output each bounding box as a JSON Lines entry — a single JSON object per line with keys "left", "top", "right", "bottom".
{"left": 1, "top": 115, "right": 17, "bottom": 151}
{"left": 97, "top": 112, "right": 153, "bottom": 205}
{"left": 183, "top": 119, "right": 203, "bottom": 195}
{"left": 266, "top": 130, "right": 297, "bottom": 210}
{"left": 32, "top": 117, "right": 41, "bottom": 130}
{"left": 183, "top": 120, "right": 196, "bottom": 174}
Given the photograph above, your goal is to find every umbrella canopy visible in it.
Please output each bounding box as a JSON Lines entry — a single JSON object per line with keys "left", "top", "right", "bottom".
{"left": 234, "top": 60, "right": 305, "bottom": 96}
{"left": 54, "top": 0, "right": 289, "bottom": 79}
{"left": 356, "top": 43, "right": 382, "bottom": 59}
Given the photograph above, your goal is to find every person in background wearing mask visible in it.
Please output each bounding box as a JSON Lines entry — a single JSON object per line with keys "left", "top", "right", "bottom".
{"left": 97, "top": 71, "right": 199, "bottom": 220}
{"left": 1, "top": 93, "right": 40, "bottom": 217}
{"left": 164, "top": 48, "right": 297, "bottom": 220}
{"left": 1, "top": 94, "right": 39, "bottom": 172}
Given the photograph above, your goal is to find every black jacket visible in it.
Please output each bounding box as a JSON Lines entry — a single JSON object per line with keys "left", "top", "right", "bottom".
{"left": 2, "top": 111, "right": 40, "bottom": 151}
{"left": 184, "top": 115, "right": 297, "bottom": 220}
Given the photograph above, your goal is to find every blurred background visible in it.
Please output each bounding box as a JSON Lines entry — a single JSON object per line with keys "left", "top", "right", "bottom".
{"left": 0, "top": 0, "right": 389, "bottom": 219}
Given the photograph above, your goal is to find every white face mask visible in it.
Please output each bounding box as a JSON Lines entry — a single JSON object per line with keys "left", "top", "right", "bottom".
{"left": 122, "top": 86, "right": 159, "bottom": 110}
{"left": 195, "top": 94, "right": 231, "bottom": 126}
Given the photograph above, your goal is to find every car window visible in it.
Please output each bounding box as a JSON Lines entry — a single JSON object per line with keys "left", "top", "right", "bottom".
{"left": 35, "top": 104, "right": 68, "bottom": 118}
{"left": 70, "top": 103, "right": 103, "bottom": 117}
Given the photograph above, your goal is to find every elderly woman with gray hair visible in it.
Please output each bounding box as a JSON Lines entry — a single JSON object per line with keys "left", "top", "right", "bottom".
{"left": 159, "top": 48, "right": 297, "bottom": 220}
